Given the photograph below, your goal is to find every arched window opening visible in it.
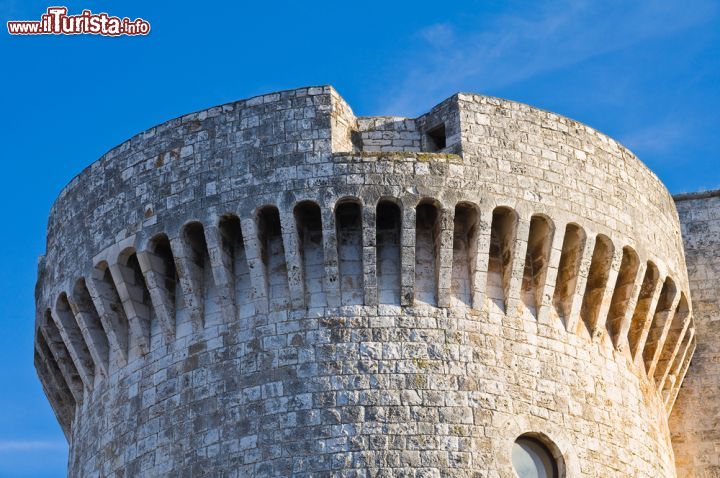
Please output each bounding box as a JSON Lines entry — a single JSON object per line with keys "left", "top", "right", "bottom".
{"left": 605, "top": 247, "right": 640, "bottom": 347}
{"left": 553, "top": 224, "right": 587, "bottom": 326}
{"left": 521, "top": 215, "right": 554, "bottom": 315}
{"left": 627, "top": 262, "right": 660, "bottom": 358}
{"left": 415, "top": 201, "right": 441, "bottom": 306}
{"left": 257, "top": 206, "right": 290, "bottom": 311}
{"left": 376, "top": 200, "right": 401, "bottom": 305}
{"left": 579, "top": 235, "right": 614, "bottom": 336}
{"left": 294, "top": 202, "right": 326, "bottom": 308}
{"left": 512, "top": 434, "right": 561, "bottom": 478}
{"left": 335, "top": 200, "right": 364, "bottom": 306}
{"left": 487, "top": 207, "right": 518, "bottom": 311}
{"left": 451, "top": 203, "right": 479, "bottom": 307}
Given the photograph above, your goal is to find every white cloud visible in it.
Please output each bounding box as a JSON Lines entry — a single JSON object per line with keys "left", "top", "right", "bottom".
{"left": 621, "top": 120, "right": 691, "bottom": 155}
{"left": 418, "top": 23, "right": 456, "bottom": 48}
{"left": 378, "top": 0, "right": 716, "bottom": 115}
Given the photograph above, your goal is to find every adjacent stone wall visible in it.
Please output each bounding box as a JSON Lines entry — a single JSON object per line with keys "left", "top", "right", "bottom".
{"left": 35, "top": 86, "right": 695, "bottom": 477}
{"left": 670, "top": 191, "right": 720, "bottom": 477}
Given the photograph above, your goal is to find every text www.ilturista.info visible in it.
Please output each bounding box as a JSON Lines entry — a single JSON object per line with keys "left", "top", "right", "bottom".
{"left": 7, "top": 7, "right": 150, "bottom": 36}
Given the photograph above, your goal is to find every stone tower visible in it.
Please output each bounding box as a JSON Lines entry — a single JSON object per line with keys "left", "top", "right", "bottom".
{"left": 34, "top": 86, "right": 699, "bottom": 477}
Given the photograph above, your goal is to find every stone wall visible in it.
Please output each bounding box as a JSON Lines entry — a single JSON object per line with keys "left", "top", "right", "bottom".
{"left": 34, "top": 86, "right": 695, "bottom": 477}
{"left": 670, "top": 190, "right": 720, "bottom": 477}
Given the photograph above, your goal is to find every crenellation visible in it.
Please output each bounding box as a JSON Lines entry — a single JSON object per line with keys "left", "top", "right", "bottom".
{"left": 34, "top": 86, "right": 701, "bottom": 477}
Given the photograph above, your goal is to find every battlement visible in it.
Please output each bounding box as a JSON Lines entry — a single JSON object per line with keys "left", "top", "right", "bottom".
{"left": 35, "top": 87, "right": 695, "bottom": 477}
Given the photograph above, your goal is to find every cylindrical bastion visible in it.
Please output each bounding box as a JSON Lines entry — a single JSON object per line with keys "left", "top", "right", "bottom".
{"left": 35, "top": 86, "right": 695, "bottom": 477}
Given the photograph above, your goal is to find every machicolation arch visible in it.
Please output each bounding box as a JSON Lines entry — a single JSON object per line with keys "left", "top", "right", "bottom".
{"left": 42, "top": 197, "right": 693, "bottom": 406}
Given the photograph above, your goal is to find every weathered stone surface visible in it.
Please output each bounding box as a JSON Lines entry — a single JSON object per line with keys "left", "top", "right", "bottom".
{"left": 669, "top": 191, "right": 720, "bottom": 478}
{"left": 34, "top": 86, "right": 698, "bottom": 477}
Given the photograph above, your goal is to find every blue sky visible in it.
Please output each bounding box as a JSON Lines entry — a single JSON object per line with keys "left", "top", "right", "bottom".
{"left": 1, "top": 0, "right": 718, "bottom": 476}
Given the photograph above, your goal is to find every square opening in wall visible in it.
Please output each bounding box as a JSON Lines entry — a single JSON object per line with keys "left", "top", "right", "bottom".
{"left": 426, "top": 123, "right": 447, "bottom": 152}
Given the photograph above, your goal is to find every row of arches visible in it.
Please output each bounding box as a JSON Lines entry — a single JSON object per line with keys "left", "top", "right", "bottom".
{"left": 35, "top": 197, "right": 694, "bottom": 417}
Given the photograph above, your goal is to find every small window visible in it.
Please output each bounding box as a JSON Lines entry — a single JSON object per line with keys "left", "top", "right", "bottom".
{"left": 425, "top": 123, "right": 446, "bottom": 151}
{"left": 512, "top": 436, "right": 558, "bottom": 478}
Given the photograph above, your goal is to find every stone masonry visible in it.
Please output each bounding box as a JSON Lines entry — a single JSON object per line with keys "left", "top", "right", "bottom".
{"left": 669, "top": 190, "right": 720, "bottom": 478}
{"left": 34, "top": 86, "right": 704, "bottom": 477}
